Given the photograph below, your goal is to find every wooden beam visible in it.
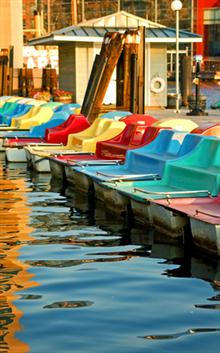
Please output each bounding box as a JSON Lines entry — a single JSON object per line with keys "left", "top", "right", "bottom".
{"left": 8, "top": 46, "right": 14, "bottom": 95}
{"left": 86, "top": 32, "right": 126, "bottom": 123}
{"left": 0, "top": 49, "right": 9, "bottom": 96}
{"left": 81, "top": 54, "right": 101, "bottom": 116}
{"left": 130, "top": 53, "right": 138, "bottom": 113}
{"left": 122, "top": 30, "right": 140, "bottom": 111}
{"left": 137, "top": 26, "right": 145, "bottom": 114}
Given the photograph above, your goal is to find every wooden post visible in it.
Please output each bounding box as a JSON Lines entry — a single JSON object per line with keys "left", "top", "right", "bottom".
{"left": 0, "top": 57, "right": 3, "bottom": 96}
{"left": 50, "top": 68, "right": 57, "bottom": 94}
{"left": 137, "top": 26, "right": 145, "bottom": 114}
{"left": 81, "top": 54, "right": 101, "bottom": 116}
{"left": 130, "top": 53, "right": 138, "bottom": 113}
{"left": 122, "top": 30, "right": 140, "bottom": 111}
{"left": 84, "top": 32, "right": 125, "bottom": 123}
{"left": 116, "top": 51, "right": 124, "bottom": 107}
{"left": 26, "top": 68, "right": 34, "bottom": 97}
{"left": 71, "top": 0, "right": 78, "bottom": 24}
{"left": 89, "top": 32, "right": 125, "bottom": 122}
{"left": 0, "top": 50, "right": 9, "bottom": 96}
{"left": 85, "top": 56, "right": 108, "bottom": 119}
{"left": 8, "top": 46, "right": 14, "bottom": 95}
{"left": 18, "top": 68, "right": 23, "bottom": 96}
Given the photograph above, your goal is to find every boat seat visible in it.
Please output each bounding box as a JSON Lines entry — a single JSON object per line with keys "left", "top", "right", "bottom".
{"left": 192, "top": 123, "right": 220, "bottom": 137}
{"left": 110, "top": 136, "right": 220, "bottom": 201}
{"left": 10, "top": 106, "right": 42, "bottom": 127}
{"left": 4, "top": 114, "right": 90, "bottom": 147}
{"left": 3, "top": 110, "right": 70, "bottom": 140}
{"left": 72, "top": 130, "right": 189, "bottom": 183}
{"left": 120, "top": 114, "right": 157, "bottom": 125}
{"left": 45, "top": 114, "right": 90, "bottom": 144}
{"left": 65, "top": 118, "right": 126, "bottom": 152}
{"left": 18, "top": 107, "right": 55, "bottom": 129}
{"left": 26, "top": 118, "right": 126, "bottom": 155}
{"left": 96, "top": 126, "right": 164, "bottom": 160}
{"left": 152, "top": 118, "right": 198, "bottom": 131}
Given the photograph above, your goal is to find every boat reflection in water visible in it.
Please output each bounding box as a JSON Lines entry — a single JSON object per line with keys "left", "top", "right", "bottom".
{"left": 0, "top": 164, "right": 38, "bottom": 353}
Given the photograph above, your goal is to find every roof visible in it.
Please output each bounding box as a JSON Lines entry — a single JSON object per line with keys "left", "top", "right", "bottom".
{"left": 28, "top": 11, "right": 202, "bottom": 46}
{"left": 77, "top": 10, "right": 164, "bottom": 28}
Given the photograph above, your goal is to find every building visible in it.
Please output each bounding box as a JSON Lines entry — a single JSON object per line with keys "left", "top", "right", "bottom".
{"left": 194, "top": 0, "right": 220, "bottom": 70}
{"left": 28, "top": 11, "right": 201, "bottom": 108}
{"left": 0, "top": 0, "right": 23, "bottom": 68}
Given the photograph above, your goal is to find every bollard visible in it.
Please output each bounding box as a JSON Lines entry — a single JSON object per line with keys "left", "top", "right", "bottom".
{"left": 187, "top": 61, "right": 208, "bottom": 116}
{"left": 180, "top": 56, "right": 192, "bottom": 106}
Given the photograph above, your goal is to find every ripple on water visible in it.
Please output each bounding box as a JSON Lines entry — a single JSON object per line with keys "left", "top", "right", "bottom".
{"left": 1, "top": 159, "right": 220, "bottom": 353}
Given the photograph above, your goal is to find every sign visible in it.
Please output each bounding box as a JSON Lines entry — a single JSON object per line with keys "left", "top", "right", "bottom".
{"left": 23, "top": 46, "right": 58, "bottom": 71}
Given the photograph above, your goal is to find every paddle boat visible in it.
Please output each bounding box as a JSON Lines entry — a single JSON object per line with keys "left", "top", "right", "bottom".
{"left": 0, "top": 101, "right": 59, "bottom": 133}
{"left": 9, "top": 102, "right": 79, "bottom": 129}
{"left": 99, "top": 136, "right": 220, "bottom": 238}
{"left": 0, "top": 101, "right": 23, "bottom": 122}
{"left": 24, "top": 117, "right": 127, "bottom": 172}
{"left": 187, "top": 198, "right": 220, "bottom": 257}
{"left": 5, "top": 114, "right": 90, "bottom": 162}
{"left": 3, "top": 105, "right": 87, "bottom": 149}
{"left": 148, "top": 195, "right": 220, "bottom": 256}
{"left": 65, "top": 128, "right": 182, "bottom": 190}
{"left": 0, "top": 102, "right": 34, "bottom": 125}
{"left": 72, "top": 132, "right": 203, "bottom": 204}
{"left": 17, "top": 104, "right": 62, "bottom": 129}
{"left": 0, "top": 96, "right": 16, "bottom": 107}
{"left": 49, "top": 115, "right": 158, "bottom": 182}
{"left": 50, "top": 117, "right": 198, "bottom": 184}
{"left": 0, "top": 106, "right": 71, "bottom": 152}
{"left": 0, "top": 98, "right": 49, "bottom": 125}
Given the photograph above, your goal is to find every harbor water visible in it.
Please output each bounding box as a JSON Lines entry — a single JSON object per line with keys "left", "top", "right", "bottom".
{"left": 1, "top": 155, "right": 220, "bottom": 353}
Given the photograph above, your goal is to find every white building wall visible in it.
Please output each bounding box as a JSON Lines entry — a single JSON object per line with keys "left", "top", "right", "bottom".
{"left": 149, "top": 43, "right": 167, "bottom": 107}
{"left": 59, "top": 44, "right": 76, "bottom": 98}
{"left": 75, "top": 43, "right": 95, "bottom": 103}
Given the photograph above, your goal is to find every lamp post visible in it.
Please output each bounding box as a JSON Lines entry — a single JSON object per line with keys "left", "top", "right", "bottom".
{"left": 171, "top": 0, "right": 182, "bottom": 113}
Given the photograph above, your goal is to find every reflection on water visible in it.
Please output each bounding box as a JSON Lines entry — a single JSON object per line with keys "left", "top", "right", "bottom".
{"left": 0, "top": 159, "right": 220, "bottom": 353}
{"left": 142, "top": 327, "right": 220, "bottom": 340}
{"left": 43, "top": 300, "right": 94, "bottom": 309}
{"left": 0, "top": 163, "right": 38, "bottom": 353}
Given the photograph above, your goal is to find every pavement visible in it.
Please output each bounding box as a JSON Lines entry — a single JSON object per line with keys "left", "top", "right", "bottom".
{"left": 144, "top": 106, "right": 220, "bottom": 125}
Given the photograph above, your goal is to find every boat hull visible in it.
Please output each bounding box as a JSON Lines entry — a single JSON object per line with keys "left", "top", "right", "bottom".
{"left": 49, "top": 159, "right": 65, "bottom": 182}
{"left": 130, "top": 199, "right": 152, "bottom": 225}
{"left": 65, "top": 165, "right": 76, "bottom": 186}
{"left": 74, "top": 171, "right": 93, "bottom": 193}
{"left": 6, "top": 147, "right": 27, "bottom": 162}
{"left": 32, "top": 154, "right": 51, "bottom": 173}
{"left": 150, "top": 203, "right": 188, "bottom": 238}
{"left": 190, "top": 218, "right": 220, "bottom": 256}
{"left": 94, "top": 182, "right": 130, "bottom": 214}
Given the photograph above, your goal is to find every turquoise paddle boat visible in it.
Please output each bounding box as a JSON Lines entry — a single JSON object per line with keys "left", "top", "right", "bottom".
{"left": 99, "top": 137, "right": 220, "bottom": 228}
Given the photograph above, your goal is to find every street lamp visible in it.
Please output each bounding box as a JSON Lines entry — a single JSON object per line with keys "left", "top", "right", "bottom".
{"left": 171, "top": 0, "right": 182, "bottom": 113}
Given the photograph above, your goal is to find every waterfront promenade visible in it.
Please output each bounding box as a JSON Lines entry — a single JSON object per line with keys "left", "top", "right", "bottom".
{"left": 145, "top": 106, "right": 220, "bottom": 125}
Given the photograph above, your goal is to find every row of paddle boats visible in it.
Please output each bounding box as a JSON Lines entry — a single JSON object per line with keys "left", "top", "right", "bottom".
{"left": 1, "top": 95, "right": 220, "bottom": 257}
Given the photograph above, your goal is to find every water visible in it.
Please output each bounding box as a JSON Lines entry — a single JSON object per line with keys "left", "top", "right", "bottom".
{"left": 168, "top": 80, "right": 220, "bottom": 108}
{"left": 0, "top": 157, "right": 220, "bottom": 353}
